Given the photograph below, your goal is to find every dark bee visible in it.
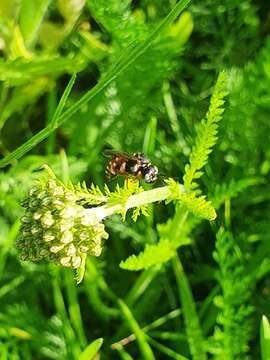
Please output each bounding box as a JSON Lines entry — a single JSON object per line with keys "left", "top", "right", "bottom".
{"left": 105, "top": 150, "right": 158, "bottom": 183}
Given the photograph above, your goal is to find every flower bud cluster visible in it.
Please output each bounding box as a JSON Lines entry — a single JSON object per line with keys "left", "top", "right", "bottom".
{"left": 16, "top": 178, "right": 108, "bottom": 269}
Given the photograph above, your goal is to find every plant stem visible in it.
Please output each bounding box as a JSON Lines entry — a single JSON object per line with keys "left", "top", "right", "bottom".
{"left": 95, "top": 184, "right": 185, "bottom": 220}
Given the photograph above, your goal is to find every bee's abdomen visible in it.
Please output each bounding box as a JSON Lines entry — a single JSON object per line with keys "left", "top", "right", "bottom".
{"left": 106, "top": 157, "right": 127, "bottom": 176}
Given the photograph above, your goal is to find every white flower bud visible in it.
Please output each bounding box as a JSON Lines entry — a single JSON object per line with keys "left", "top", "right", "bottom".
{"left": 43, "top": 233, "right": 55, "bottom": 242}
{"left": 64, "top": 192, "right": 76, "bottom": 202}
{"left": 31, "top": 226, "right": 40, "bottom": 235}
{"left": 37, "top": 190, "right": 47, "bottom": 200}
{"left": 53, "top": 199, "right": 65, "bottom": 209}
{"left": 79, "top": 231, "right": 88, "bottom": 240}
{"left": 48, "top": 180, "right": 57, "bottom": 191}
{"left": 33, "top": 212, "right": 42, "bottom": 220}
{"left": 52, "top": 186, "right": 64, "bottom": 197}
{"left": 21, "top": 215, "right": 31, "bottom": 223}
{"left": 41, "top": 197, "right": 51, "bottom": 206}
{"left": 79, "top": 245, "right": 89, "bottom": 253}
{"left": 41, "top": 212, "right": 54, "bottom": 228}
{"left": 60, "top": 231, "right": 73, "bottom": 244}
{"left": 80, "top": 209, "right": 99, "bottom": 226}
{"left": 71, "top": 256, "right": 81, "bottom": 268}
{"left": 60, "top": 219, "right": 73, "bottom": 233}
{"left": 29, "top": 187, "right": 38, "bottom": 196}
{"left": 60, "top": 256, "right": 72, "bottom": 267}
{"left": 60, "top": 206, "right": 78, "bottom": 219}
{"left": 66, "top": 244, "right": 76, "bottom": 256}
{"left": 50, "top": 244, "right": 65, "bottom": 253}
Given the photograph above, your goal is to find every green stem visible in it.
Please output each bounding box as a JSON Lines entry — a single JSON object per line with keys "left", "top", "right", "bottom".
{"left": 97, "top": 185, "right": 185, "bottom": 220}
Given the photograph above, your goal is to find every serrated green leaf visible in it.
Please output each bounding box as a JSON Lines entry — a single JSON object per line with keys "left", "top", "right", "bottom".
{"left": 120, "top": 239, "right": 176, "bottom": 271}
{"left": 183, "top": 71, "right": 229, "bottom": 189}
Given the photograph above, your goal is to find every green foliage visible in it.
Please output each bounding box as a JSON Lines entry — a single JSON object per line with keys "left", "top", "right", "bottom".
{"left": 173, "top": 256, "right": 207, "bottom": 360}
{"left": 166, "top": 178, "right": 216, "bottom": 220}
{"left": 211, "top": 177, "right": 261, "bottom": 208}
{"left": 183, "top": 71, "right": 228, "bottom": 190}
{"left": 19, "top": 0, "right": 51, "bottom": 48}
{"left": 78, "top": 338, "right": 103, "bottom": 360}
{"left": 118, "top": 299, "right": 155, "bottom": 360}
{"left": 107, "top": 178, "right": 148, "bottom": 220}
{"left": 260, "top": 315, "right": 270, "bottom": 360}
{"left": 120, "top": 239, "right": 175, "bottom": 271}
{"left": 211, "top": 229, "right": 254, "bottom": 359}
{"left": 71, "top": 181, "right": 107, "bottom": 205}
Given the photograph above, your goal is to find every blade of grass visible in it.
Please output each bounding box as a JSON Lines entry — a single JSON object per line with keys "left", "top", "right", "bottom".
{"left": 0, "top": 343, "right": 8, "bottom": 360}
{"left": 114, "top": 345, "right": 134, "bottom": 360}
{"left": 85, "top": 259, "right": 120, "bottom": 319}
{"left": 173, "top": 256, "right": 206, "bottom": 360}
{"left": 46, "top": 86, "right": 57, "bottom": 154}
{"left": 144, "top": 309, "right": 182, "bottom": 333}
{"left": 125, "top": 266, "right": 160, "bottom": 306}
{"left": 118, "top": 299, "right": 155, "bottom": 360}
{"left": 19, "top": 0, "right": 51, "bottom": 47}
{"left": 260, "top": 315, "right": 270, "bottom": 360}
{"left": 51, "top": 269, "right": 81, "bottom": 358}
{"left": 46, "top": 83, "right": 72, "bottom": 154}
{"left": 0, "top": 219, "right": 20, "bottom": 278}
{"left": 148, "top": 331, "right": 185, "bottom": 342}
{"left": 162, "top": 80, "right": 187, "bottom": 157}
{"left": 50, "top": 74, "right": 77, "bottom": 128}
{"left": 146, "top": 335, "right": 188, "bottom": 360}
{"left": 78, "top": 338, "right": 103, "bottom": 360}
{"left": 0, "top": 73, "right": 76, "bottom": 167}
{"left": 64, "top": 270, "right": 87, "bottom": 348}
{"left": 0, "top": 0, "right": 191, "bottom": 168}
{"left": 111, "top": 308, "right": 182, "bottom": 349}
{"left": 143, "top": 116, "right": 157, "bottom": 156}
{"left": 0, "top": 275, "right": 24, "bottom": 299}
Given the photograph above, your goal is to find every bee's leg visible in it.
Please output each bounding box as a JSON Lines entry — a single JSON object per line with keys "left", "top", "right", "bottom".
{"left": 133, "top": 170, "right": 143, "bottom": 181}
{"left": 105, "top": 171, "right": 118, "bottom": 183}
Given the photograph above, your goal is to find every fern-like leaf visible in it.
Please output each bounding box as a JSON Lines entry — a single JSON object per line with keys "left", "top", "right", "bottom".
{"left": 183, "top": 71, "right": 229, "bottom": 189}
{"left": 166, "top": 178, "right": 216, "bottom": 220}
{"left": 119, "top": 239, "right": 176, "bottom": 271}
{"left": 179, "top": 192, "right": 216, "bottom": 221}
{"left": 71, "top": 181, "right": 107, "bottom": 205}
{"left": 211, "top": 228, "right": 254, "bottom": 359}
{"left": 211, "top": 177, "right": 261, "bottom": 208}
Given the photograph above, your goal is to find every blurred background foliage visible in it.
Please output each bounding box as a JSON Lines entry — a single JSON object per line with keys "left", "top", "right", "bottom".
{"left": 0, "top": 0, "right": 270, "bottom": 359}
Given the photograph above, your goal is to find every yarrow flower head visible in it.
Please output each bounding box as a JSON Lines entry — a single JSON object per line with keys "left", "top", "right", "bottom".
{"left": 16, "top": 173, "right": 108, "bottom": 269}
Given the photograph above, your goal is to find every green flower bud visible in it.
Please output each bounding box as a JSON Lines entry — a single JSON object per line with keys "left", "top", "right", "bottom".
{"left": 16, "top": 170, "right": 108, "bottom": 271}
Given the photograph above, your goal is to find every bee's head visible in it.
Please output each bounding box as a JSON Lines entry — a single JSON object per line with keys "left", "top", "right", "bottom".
{"left": 134, "top": 153, "right": 150, "bottom": 165}
{"left": 144, "top": 165, "right": 158, "bottom": 183}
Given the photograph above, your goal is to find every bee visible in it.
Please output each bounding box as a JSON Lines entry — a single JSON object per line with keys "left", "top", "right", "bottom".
{"left": 104, "top": 150, "right": 158, "bottom": 183}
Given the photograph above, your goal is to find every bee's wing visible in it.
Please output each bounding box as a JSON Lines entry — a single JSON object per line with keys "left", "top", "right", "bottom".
{"left": 103, "top": 148, "right": 131, "bottom": 159}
